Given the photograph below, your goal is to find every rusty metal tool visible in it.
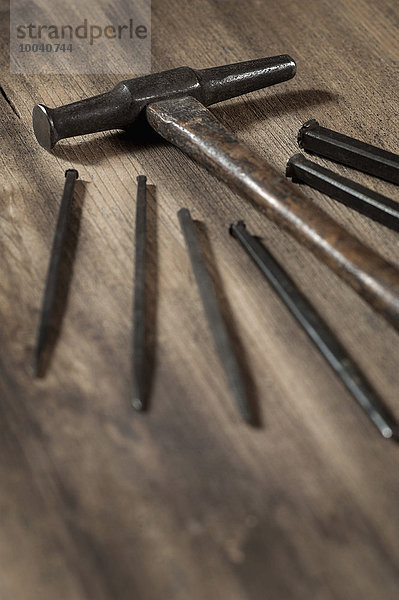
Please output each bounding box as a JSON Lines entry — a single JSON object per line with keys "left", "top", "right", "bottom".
{"left": 298, "top": 119, "right": 399, "bottom": 185}
{"left": 132, "top": 175, "right": 148, "bottom": 411}
{"left": 33, "top": 56, "right": 296, "bottom": 150}
{"left": 34, "top": 168, "right": 79, "bottom": 376}
{"left": 230, "top": 220, "right": 398, "bottom": 439}
{"left": 286, "top": 153, "right": 399, "bottom": 232}
{"left": 32, "top": 56, "right": 399, "bottom": 331}
{"left": 178, "top": 208, "right": 251, "bottom": 423}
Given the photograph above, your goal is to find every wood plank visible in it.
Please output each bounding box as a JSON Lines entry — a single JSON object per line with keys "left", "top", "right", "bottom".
{"left": 1, "top": 0, "right": 399, "bottom": 598}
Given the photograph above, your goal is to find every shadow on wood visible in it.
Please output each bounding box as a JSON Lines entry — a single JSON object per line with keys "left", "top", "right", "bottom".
{"left": 51, "top": 115, "right": 166, "bottom": 166}
{"left": 213, "top": 89, "right": 339, "bottom": 130}
{"left": 35, "top": 179, "right": 86, "bottom": 376}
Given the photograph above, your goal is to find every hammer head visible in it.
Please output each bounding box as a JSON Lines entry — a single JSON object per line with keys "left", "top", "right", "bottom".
{"left": 33, "top": 55, "right": 296, "bottom": 150}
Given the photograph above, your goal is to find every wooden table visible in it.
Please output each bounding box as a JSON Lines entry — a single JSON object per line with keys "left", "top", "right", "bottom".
{"left": 1, "top": 0, "right": 399, "bottom": 598}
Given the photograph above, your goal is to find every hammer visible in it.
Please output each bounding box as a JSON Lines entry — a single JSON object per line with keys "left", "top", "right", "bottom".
{"left": 32, "top": 56, "right": 399, "bottom": 330}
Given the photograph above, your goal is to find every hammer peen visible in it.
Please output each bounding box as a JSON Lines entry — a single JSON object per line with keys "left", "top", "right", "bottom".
{"left": 32, "top": 56, "right": 399, "bottom": 330}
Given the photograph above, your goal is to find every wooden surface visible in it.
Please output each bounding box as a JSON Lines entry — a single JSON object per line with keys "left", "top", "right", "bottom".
{"left": 1, "top": 0, "right": 399, "bottom": 598}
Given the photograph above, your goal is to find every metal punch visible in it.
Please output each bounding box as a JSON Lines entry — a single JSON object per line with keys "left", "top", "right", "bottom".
{"left": 178, "top": 208, "right": 252, "bottom": 423}
{"left": 230, "top": 220, "right": 398, "bottom": 439}
{"left": 298, "top": 119, "right": 399, "bottom": 185}
{"left": 286, "top": 153, "right": 399, "bottom": 233}
{"left": 32, "top": 56, "right": 399, "bottom": 332}
{"left": 132, "top": 175, "right": 148, "bottom": 411}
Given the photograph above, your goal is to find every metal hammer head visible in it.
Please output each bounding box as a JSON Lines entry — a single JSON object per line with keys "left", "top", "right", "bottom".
{"left": 32, "top": 55, "right": 296, "bottom": 150}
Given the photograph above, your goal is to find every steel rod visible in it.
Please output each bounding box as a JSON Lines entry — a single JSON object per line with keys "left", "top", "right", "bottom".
{"left": 298, "top": 119, "right": 399, "bottom": 185}
{"left": 178, "top": 208, "right": 252, "bottom": 422}
{"left": 286, "top": 153, "right": 399, "bottom": 232}
{"left": 132, "top": 175, "right": 148, "bottom": 411}
{"left": 230, "top": 220, "right": 398, "bottom": 439}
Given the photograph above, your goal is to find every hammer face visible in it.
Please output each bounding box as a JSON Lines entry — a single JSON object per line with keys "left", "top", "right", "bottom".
{"left": 33, "top": 104, "right": 58, "bottom": 151}
{"left": 32, "top": 56, "right": 296, "bottom": 149}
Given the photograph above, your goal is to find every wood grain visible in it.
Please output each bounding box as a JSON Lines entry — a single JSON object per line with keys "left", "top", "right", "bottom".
{"left": 1, "top": 0, "right": 399, "bottom": 598}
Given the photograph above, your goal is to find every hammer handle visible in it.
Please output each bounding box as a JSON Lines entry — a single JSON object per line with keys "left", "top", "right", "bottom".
{"left": 147, "top": 96, "right": 399, "bottom": 330}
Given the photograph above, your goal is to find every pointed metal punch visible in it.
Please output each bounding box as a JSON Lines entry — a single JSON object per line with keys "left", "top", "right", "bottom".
{"left": 298, "top": 119, "right": 399, "bottom": 185}
{"left": 132, "top": 175, "right": 148, "bottom": 411}
{"left": 230, "top": 220, "right": 399, "bottom": 439}
{"left": 286, "top": 153, "right": 399, "bottom": 233}
{"left": 178, "top": 208, "right": 252, "bottom": 423}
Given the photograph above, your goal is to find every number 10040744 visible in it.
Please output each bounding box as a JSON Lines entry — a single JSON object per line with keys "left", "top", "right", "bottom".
{"left": 19, "top": 43, "right": 73, "bottom": 52}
